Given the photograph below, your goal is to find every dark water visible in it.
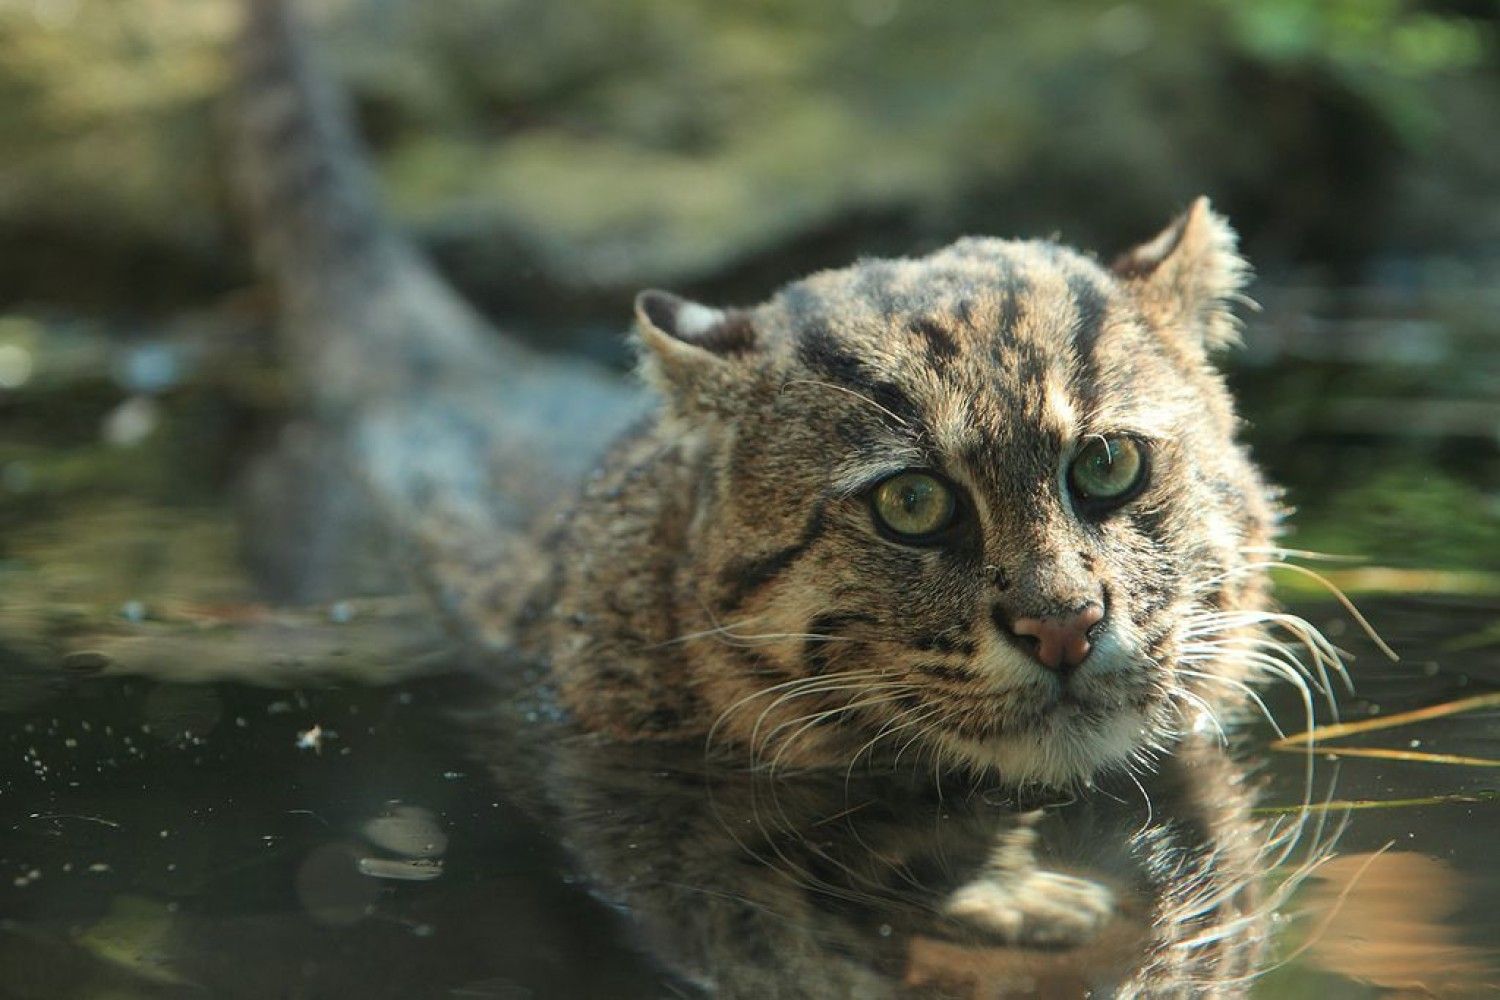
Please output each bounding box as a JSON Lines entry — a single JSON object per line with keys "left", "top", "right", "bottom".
{"left": 1, "top": 317, "right": 1498, "bottom": 998}
{"left": 2, "top": 596, "right": 1498, "bottom": 998}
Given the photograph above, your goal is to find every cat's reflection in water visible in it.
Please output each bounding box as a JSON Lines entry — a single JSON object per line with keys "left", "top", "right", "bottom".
{"left": 476, "top": 701, "right": 1329, "bottom": 1000}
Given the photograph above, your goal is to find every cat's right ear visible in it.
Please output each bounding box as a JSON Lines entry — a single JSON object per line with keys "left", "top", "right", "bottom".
{"left": 1111, "top": 197, "right": 1249, "bottom": 352}
{"left": 633, "top": 290, "right": 757, "bottom": 402}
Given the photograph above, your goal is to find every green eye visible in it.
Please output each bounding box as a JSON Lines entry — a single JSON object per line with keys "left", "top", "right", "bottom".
{"left": 1068, "top": 436, "right": 1147, "bottom": 506}
{"left": 872, "top": 471, "right": 958, "bottom": 541}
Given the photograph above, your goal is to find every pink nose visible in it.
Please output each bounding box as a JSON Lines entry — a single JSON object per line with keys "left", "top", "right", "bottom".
{"left": 1010, "top": 604, "right": 1104, "bottom": 672}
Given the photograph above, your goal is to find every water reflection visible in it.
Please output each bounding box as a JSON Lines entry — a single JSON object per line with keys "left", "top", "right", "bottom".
{"left": 474, "top": 688, "right": 1321, "bottom": 998}
{"left": 3, "top": 636, "right": 1499, "bottom": 996}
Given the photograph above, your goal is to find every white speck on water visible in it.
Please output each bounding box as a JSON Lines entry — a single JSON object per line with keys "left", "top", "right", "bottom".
{"left": 328, "top": 601, "right": 354, "bottom": 624}
{"left": 878, "top": 924, "right": 892, "bottom": 937}
{"left": 120, "top": 600, "right": 147, "bottom": 623}
{"left": 442, "top": 771, "right": 465, "bottom": 780}
{"left": 63, "top": 738, "right": 77, "bottom": 749}
{"left": 296, "top": 725, "right": 324, "bottom": 753}
{"left": 1409, "top": 739, "right": 1422, "bottom": 748}
{"left": 86, "top": 863, "right": 110, "bottom": 874}
{"left": 235, "top": 717, "right": 248, "bottom": 728}
{"left": 397, "top": 692, "right": 414, "bottom": 706}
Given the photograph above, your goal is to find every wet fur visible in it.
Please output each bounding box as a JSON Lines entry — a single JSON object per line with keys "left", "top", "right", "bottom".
{"left": 235, "top": 0, "right": 1289, "bottom": 789}
{"left": 520, "top": 206, "right": 1280, "bottom": 787}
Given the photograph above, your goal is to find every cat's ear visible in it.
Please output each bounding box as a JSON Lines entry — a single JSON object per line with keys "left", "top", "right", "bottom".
{"left": 1111, "top": 197, "right": 1249, "bottom": 351}
{"left": 633, "top": 290, "right": 757, "bottom": 400}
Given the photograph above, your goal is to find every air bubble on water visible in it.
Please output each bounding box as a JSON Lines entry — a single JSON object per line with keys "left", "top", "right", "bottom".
{"left": 297, "top": 843, "right": 380, "bottom": 926}
{"left": 328, "top": 601, "right": 354, "bottom": 624}
{"left": 360, "top": 805, "right": 448, "bottom": 859}
{"left": 120, "top": 600, "right": 147, "bottom": 623}
{"left": 356, "top": 857, "right": 443, "bottom": 881}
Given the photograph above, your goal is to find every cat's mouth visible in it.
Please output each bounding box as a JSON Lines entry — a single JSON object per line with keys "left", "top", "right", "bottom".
{"left": 931, "top": 704, "right": 1152, "bottom": 787}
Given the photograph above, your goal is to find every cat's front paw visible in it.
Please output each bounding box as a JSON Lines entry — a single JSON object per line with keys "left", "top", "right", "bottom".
{"left": 943, "top": 867, "right": 1115, "bottom": 947}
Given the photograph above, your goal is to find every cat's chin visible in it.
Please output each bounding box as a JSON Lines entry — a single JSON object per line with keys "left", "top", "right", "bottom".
{"left": 934, "top": 708, "right": 1153, "bottom": 788}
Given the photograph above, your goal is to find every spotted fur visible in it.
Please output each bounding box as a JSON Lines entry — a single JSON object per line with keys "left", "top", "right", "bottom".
{"left": 234, "top": 1, "right": 1285, "bottom": 789}
{"left": 520, "top": 200, "right": 1279, "bottom": 787}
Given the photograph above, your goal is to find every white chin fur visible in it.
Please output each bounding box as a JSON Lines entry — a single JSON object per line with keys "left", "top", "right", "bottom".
{"left": 937, "top": 708, "right": 1151, "bottom": 787}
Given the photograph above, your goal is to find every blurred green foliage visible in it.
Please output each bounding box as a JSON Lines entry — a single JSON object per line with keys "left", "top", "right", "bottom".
{"left": 0, "top": 0, "right": 1495, "bottom": 310}
{"left": 0, "top": 0, "right": 1495, "bottom": 582}
{"left": 1291, "top": 465, "right": 1500, "bottom": 573}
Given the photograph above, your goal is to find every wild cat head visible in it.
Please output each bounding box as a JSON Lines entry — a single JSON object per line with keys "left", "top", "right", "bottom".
{"left": 631, "top": 199, "right": 1278, "bottom": 787}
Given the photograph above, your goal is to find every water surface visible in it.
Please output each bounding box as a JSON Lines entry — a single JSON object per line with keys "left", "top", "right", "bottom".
{"left": 1, "top": 317, "right": 1497, "bottom": 998}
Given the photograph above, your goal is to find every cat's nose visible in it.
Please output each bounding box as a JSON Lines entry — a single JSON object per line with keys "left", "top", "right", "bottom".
{"left": 1009, "top": 604, "right": 1104, "bottom": 672}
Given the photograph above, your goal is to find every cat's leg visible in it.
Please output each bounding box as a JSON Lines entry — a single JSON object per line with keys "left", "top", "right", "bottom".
{"left": 942, "top": 811, "right": 1115, "bottom": 947}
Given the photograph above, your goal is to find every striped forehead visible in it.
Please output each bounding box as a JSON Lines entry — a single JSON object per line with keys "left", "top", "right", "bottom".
{"left": 780, "top": 242, "right": 1164, "bottom": 492}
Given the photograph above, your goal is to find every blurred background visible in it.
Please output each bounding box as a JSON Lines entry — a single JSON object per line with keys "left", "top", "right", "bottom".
{"left": 0, "top": 0, "right": 1497, "bottom": 595}
{"left": 1, "top": 5, "right": 1498, "bottom": 994}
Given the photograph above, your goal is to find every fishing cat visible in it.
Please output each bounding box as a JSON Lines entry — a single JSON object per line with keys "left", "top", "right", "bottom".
{"left": 235, "top": 0, "right": 1294, "bottom": 791}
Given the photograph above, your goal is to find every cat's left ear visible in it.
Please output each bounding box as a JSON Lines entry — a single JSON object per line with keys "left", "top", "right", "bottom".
{"left": 633, "top": 290, "right": 757, "bottom": 402}
{"left": 1111, "top": 197, "right": 1249, "bottom": 351}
